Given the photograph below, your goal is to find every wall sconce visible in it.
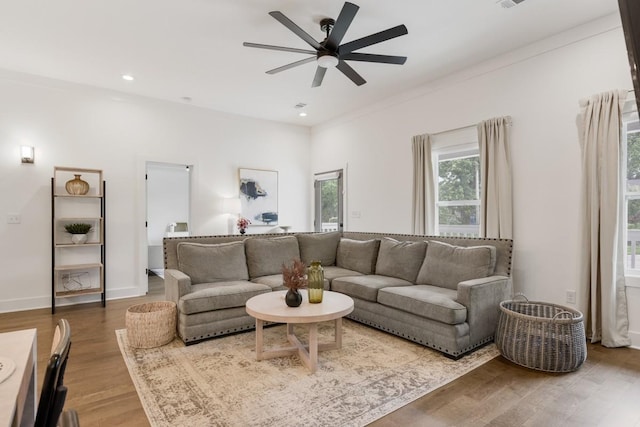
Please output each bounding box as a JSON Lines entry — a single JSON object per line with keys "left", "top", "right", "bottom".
{"left": 21, "top": 146, "right": 34, "bottom": 164}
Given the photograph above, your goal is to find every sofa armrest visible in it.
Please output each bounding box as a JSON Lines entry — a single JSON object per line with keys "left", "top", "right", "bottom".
{"left": 456, "top": 276, "right": 512, "bottom": 343}
{"left": 164, "top": 269, "right": 192, "bottom": 304}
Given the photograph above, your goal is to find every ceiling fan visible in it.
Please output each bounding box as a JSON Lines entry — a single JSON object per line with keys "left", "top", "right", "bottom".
{"left": 243, "top": 2, "right": 408, "bottom": 88}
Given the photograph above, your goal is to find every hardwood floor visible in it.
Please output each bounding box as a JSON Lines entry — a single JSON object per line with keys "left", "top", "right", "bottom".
{"left": 1, "top": 275, "right": 639, "bottom": 426}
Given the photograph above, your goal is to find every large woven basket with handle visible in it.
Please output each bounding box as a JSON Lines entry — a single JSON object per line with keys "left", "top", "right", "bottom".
{"left": 495, "top": 295, "right": 586, "bottom": 372}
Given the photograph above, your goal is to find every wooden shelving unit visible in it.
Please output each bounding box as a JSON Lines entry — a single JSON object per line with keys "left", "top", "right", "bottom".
{"left": 51, "top": 167, "right": 106, "bottom": 314}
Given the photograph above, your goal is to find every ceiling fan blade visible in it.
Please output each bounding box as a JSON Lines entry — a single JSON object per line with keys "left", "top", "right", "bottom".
{"left": 336, "top": 60, "right": 366, "bottom": 86}
{"left": 243, "top": 42, "right": 316, "bottom": 55}
{"left": 266, "top": 56, "right": 317, "bottom": 74}
{"left": 339, "top": 24, "right": 408, "bottom": 54}
{"left": 312, "top": 67, "right": 327, "bottom": 87}
{"left": 269, "top": 11, "right": 322, "bottom": 50}
{"left": 325, "top": 2, "right": 359, "bottom": 51}
{"left": 340, "top": 52, "right": 407, "bottom": 65}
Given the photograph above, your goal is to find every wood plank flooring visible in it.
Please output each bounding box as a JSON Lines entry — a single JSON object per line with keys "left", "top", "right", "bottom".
{"left": 1, "top": 275, "right": 639, "bottom": 426}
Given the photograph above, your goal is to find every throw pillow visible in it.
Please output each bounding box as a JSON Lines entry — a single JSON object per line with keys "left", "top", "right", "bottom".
{"left": 297, "top": 231, "right": 341, "bottom": 266}
{"left": 375, "top": 237, "right": 428, "bottom": 283}
{"left": 245, "top": 236, "right": 300, "bottom": 278}
{"left": 336, "top": 238, "right": 380, "bottom": 275}
{"left": 416, "top": 240, "right": 497, "bottom": 290}
{"left": 177, "top": 241, "right": 249, "bottom": 285}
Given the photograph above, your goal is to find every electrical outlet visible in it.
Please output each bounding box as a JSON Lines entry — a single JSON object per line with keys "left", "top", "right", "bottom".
{"left": 7, "top": 213, "right": 20, "bottom": 224}
{"left": 566, "top": 290, "right": 576, "bottom": 304}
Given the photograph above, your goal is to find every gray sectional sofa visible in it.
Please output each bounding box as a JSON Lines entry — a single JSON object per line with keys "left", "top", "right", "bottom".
{"left": 163, "top": 231, "right": 513, "bottom": 358}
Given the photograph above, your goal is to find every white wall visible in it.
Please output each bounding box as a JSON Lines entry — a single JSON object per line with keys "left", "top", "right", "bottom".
{"left": 311, "top": 14, "right": 640, "bottom": 347}
{"left": 0, "top": 71, "right": 311, "bottom": 312}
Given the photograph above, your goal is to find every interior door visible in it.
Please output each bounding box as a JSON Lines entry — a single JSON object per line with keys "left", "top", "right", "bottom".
{"left": 146, "top": 162, "right": 191, "bottom": 276}
{"left": 314, "top": 170, "right": 343, "bottom": 232}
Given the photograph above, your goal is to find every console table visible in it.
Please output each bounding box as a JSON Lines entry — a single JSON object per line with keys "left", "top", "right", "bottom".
{"left": 0, "top": 329, "right": 37, "bottom": 427}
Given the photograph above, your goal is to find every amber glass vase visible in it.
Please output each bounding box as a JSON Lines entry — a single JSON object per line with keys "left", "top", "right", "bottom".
{"left": 307, "top": 261, "right": 324, "bottom": 303}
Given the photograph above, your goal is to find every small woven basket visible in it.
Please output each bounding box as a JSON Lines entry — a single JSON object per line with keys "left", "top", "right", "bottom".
{"left": 126, "top": 301, "right": 177, "bottom": 349}
{"left": 495, "top": 296, "right": 586, "bottom": 372}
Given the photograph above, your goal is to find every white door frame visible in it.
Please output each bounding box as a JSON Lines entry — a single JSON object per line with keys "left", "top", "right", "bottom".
{"left": 135, "top": 155, "right": 195, "bottom": 295}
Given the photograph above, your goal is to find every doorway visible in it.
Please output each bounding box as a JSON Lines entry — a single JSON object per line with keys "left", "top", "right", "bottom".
{"left": 146, "top": 162, "right": 191, "bottom": 287}
{"left": 314, "top": 170, "right": 344, "bottom": 232}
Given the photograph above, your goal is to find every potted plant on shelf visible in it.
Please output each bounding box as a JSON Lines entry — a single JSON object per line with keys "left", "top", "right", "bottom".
{"left": 282, "top": 258, "right": 307, "bottom": 307}
{"left": 64, "top": 223, "right": 93, "bottom": 244}
{"left": 237, "top": 217, "right": 251, "bottom": 235}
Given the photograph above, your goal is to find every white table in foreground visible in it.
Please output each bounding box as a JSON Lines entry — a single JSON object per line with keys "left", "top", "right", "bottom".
{"left": 245, "top": 290, "right": 354, "bottom": 373}
{"left": 0, "top": 329, "right": 37, "bottom": 427}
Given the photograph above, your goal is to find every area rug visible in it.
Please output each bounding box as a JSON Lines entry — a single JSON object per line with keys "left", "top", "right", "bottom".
{"left": 116, "top": 320, "right": 499, "bottom": 427}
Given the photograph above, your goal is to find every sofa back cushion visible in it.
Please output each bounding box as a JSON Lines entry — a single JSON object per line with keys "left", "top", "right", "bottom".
{"left": 177, "top": 241, "right": 249, "bottom": 284}
{"left": 336, "top": 238, "right": 380, "bottom": 275}
{"left": 297, "top": 232, "right": 341, "bottom": 266}
{"left": 416, "top": 240, "right": 497, "bottom": 290}
{"left": 245, "top": 236, "right": 300, "bottom": 278}
{"left": 375, "top": 238, "right": 428, "bottom": 283}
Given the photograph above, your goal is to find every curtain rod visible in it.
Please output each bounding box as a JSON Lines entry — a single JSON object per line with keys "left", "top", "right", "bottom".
{"left": 432, "top": 123, "right": 476, "bottom": 136}
{"left": 432, "top": 116, "right": 513, "bottom": 136}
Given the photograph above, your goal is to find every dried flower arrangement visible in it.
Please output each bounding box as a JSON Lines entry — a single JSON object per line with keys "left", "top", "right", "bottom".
{"left": 237, "top": 217, "right": 251, "bottom": 232}
{"left": 281, "top": 258, "right": 308, "bottom": 290}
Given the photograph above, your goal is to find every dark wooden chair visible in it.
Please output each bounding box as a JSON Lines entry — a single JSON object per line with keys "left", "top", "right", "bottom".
{"left": 34, "top": 319, "right": 79, "bottom": 427}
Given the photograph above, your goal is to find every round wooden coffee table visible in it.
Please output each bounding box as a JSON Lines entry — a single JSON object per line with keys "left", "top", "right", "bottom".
{"left": 245, "top": 290, "right": 354, "bottom": 373}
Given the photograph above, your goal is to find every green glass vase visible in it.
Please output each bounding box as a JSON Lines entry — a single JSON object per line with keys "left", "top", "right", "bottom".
{"left": 307, "top": 261, "right": 324, "bottom": 303}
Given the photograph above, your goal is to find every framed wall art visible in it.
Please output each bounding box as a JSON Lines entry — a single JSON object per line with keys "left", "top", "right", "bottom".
{"left": 238, "top": 168, "right": 278, "bottom": 226}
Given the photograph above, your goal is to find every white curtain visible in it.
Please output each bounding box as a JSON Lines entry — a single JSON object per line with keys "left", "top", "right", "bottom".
{"left": 578, "top": 90, "right": 631, "bottom": 347}
{"left": 412, "top": 134, "right": 435, "bottom": 235}
{"left": 478, "top": 117, "right": 513, "bottom": 239}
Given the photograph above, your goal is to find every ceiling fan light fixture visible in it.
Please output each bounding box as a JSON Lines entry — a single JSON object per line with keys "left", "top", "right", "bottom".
{"left": 317, "top": 54, "right": 339, "bottom": 68}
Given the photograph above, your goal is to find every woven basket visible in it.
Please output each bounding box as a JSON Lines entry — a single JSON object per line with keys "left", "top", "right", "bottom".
{"left": 126, "top": 301, "right": 177, "bottom": 349}
{"left": 495, "top": 296, "right": 586, "bottom": 372}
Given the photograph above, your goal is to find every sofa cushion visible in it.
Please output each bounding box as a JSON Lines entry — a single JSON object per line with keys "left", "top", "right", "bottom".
{"left": 416, "top": 240, "right": 497, "bottom": 290}
{"left": 250, "top": 274, "right": 286, "bottom": 290}
{"left": 177, "top": 241, "right": 249, "bottom": 285}
{"left": 297, "top": 232, "right": 341, "bottom": 266}
{"left": 378, "top": 285, "right": 467, "bottom": 325}
{"left": 323, "top": 266, "right": 363, "bottom": 283}
{"left": 336, "top": 238, "right": 380, "bottom": 275}
{"left": 245, "top": 236, "right": 300, "bottom": 279}
{"left": 375, "top": 238, "right": 427, "bottom": 283}
{"left": 179, "top": 281, "right": 271, "bottom": 314}
{"left": 331, "top": 275, "right": 412, "bottom": 302}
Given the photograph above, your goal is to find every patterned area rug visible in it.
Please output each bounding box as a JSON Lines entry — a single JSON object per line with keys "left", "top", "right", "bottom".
{"left": 116, "top": 320, "right": 498, "bottom": 427}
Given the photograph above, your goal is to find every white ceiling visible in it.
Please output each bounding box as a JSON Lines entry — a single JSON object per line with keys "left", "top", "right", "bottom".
{"left": 0, "top": 0, "right": 620, "bottom": 126}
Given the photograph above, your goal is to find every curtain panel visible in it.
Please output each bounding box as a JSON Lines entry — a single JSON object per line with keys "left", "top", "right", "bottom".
{"left": 578, "top": 89, "right": 631, "bottom": 347}
{"left": 478, "top": 116, "right": 513, "bottom": 239}
{"left": 411, "top": 134, "right": 434, "bottom": 235}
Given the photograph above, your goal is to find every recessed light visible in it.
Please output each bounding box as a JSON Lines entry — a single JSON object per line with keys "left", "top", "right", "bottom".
{"left": 299, "top": 112, "right": 307, "bottom": 117}
{"left": 122, "top": 74, "right": 135, "bottom": 81}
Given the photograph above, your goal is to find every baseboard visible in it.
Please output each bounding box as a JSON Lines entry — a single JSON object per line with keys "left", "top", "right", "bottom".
{"left": 629, "top": 330, "right": 640, "bottom": 350}
{"left": 0, "top": 286, "right": 146, "bottom": 314}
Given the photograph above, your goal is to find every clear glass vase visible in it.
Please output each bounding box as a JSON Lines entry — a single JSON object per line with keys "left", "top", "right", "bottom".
{"left": 307, "top": 261, "right": 324, "bottom": 303}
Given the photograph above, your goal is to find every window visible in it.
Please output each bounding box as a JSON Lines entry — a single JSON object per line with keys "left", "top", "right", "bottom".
{"left": 431, "top": 125, "right": 480, "bottom": 236}
{"left": 434, "top": 147, "right": 480, "bottom": 236}
{"left": 623, "top": 101, "right": 640, "bottom": 272}
{"left": 314, "top": 170, "right": 343, "bottom": 232}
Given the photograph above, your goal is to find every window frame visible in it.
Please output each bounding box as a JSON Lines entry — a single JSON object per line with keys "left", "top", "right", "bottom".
{"left": 622, "top": 101, "right": 640, "bottom": 279}
{"left": 432, "top": 140, "right": 481, "bottom": 237}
